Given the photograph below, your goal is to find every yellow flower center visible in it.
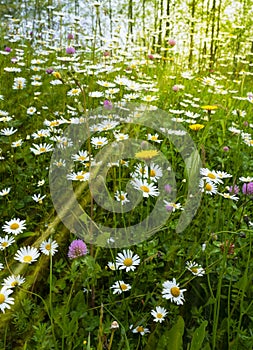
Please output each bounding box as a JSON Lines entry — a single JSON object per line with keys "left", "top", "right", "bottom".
{"left": 156, "top": 313, "right": 163, "bottom": 319}
{"left": 76, "top": 175, "right": 84, "bottom": 180}
{"left": 45, "top": 244, "right": 51, "bottom": 251}
{"left": 23, "top": 255, "right": 32, "bottom": 263}
{"left": 150, "top": 169, "right": 156, "bottom": 177}
{"left": 205, "top": 183, "right": 212, "bottom": 191}
{"left": 207, "top": 173, "right": 216, "bottom": 179}
{"left": 136, "top": 326, "right": 144, "bottom": 333}
{"left": 170, "top": 286, "right": 180, "bottom": 297}
{"left": 151, "top": 136, "right": 158, "bottom": 140}
{"left": 10, "top": 223, "right": 19, "bottom": 230}
{"left": 120, "top": 284, "right": 128, "bottom": 291}
{"left": 119, "top": 195, "right": 125, "bottom": 200}
{"left": 50, "top": 121, "right": 59, "bottom": 126}
{"left": 40, "top": 147, "right": 46, "bottom": 152}
{"left": 1, "top": 242, "right": 8, "bottom": 247}
{"left": 191, "top": 267, "right": 198, "bottom": 273}
{"left": 140, "top": 185, "right": 150, "bottom": 193}
{"left": 11, "top": 281, "right": 18, "bottom": 287}
{"left": 123, "top": 257, "right": 133, "bottom": 267}
{"left": 0, "top": 293, "right": 5, "bottom": 304}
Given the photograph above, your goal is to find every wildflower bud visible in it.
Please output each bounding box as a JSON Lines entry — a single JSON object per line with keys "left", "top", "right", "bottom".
{"left": 243, "top": 121, "right": 248, "bottom": 127}
{"left": 110, "top": 321, "right": 119, "bottom": 330}
{"left": 202, "top": 243, "right": 206, "bottom": 251}
{"left": 4, "top": 46, "right": 11, "bottom": 52}
{"left": 168, "top": 39, "right": 176, "bottom": 47}
{"left": 103, "top": 51, "right": 110, "bottom": 57}
{"left": 67, "top": 33, "right": 74, "bottom": 40}
{"left": 223, "top": 146, "right": 229, "bottom": 152}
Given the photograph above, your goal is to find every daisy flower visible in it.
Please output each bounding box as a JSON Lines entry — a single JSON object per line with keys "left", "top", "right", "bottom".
{"left": 0, "top": 263, "right": 4, "bottom": 270}
{"left": 114, "top": 132, "right": 129, "bottom": 141}
{"left": 67, "top": 88, "right": 81, "bottom": 96}
{"left": 142, "top": 95, "right": 158, "bottom": 102}
{"left": 67, "top": 171, "right": 90, "bottom": 181}
{"left": 151, "top": 306, "right": 168, "bottom": 323}
{"left": 107, "top": 262, "right": 117, "bottom": 270}
{"left": 186, "top": 261, "right": 205, "bottom": 276}
{"left": 218, "top": 193, "right": 239, "bottom": 201}
{"left": 239, "top": 176, "right": 253, "bottom": 182}
{"left": 0, "top": 287, "right": 14, "bottom": 313}
{"left": 11, "top": 139, "right": 23, "bottom": 147}
{"left": 131, "top": 178, "right": 159, "bottom": 198}
{"left": 27, "top": 106, "right": 37, "bottom": 115}
{"left": 216, "top": 171, "right": 232, "bottom": 179}
{"left": 40, "top": 239, "right": 58, "bottom": 256}
{"left": 199, "top": 179, "right": 218, "bottom": 195}
{"left": 30, "top": 143, "right": 54, "bottom": 155}
{"left": 131, "top": 325, "right": 150, "bottom": 335}
{"left": 0, "top": 188, "right": 11, "bottom": 196}
{"left": 164, "top": 201, "right": 184, "bottom": 212}
{"left": 115, "top": 249, "right": 140, "bottom": 272}
{"left": 148, "top": 163, "right": 163, "bottom": 181}
{"left": 89, "top": 91, "right": 104, "bottom": 98}
{"left": 0, "top": 235, "right": 15, "bottom": 250}
{"left": 14, "top": 246, "right": 40, "bottom": 264}
{"left": 162, "top": 278, "right": 186, "bottom": 305}
{"left": 114, "top": 190, "right": 130, "bottom": 205}
{"left": 2, "top": 275, "right": 25, "bottom": 288}
{"left": 0, "top": 127, "right": 17, "bottom": 136}
{"left": 90, "top": 136, "right": 108, "bottom": 148}
{"left": 71, "top": 150, "right": 90, "bottom": 163}
{"left": 147, "top": 133, "right": 162, "bottom": 143}
{"left": 200, "top": 168, "right": 223, "bottom": 184}
{"left": 2, "top": 218, "right": 26, "bottom": 235}
{"left": 32, "top": 193, "right": 46, "bottom": 203}
{"left": 110, "top": 280, "right": 131, "bottom": 294}
{"left": 13, "top": 77, "right": 26, "bottom": 89}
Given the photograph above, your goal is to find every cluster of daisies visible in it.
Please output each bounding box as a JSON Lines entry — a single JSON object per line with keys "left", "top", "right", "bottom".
{"left": 107, "top": 249, "right": 205, "bottom": 334}
{"left": 199, "top": 168, "right": 253, "bottom": 201}
{"left": 0, "top": 217, "right": 58, "bottom": 313}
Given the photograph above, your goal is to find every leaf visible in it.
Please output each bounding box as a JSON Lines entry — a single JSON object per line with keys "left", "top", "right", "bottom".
{"left": 145, "top": 316, "right": 184, "bottom": 350}
{"left": 190, "top": 320, "right": 208, "bottom": 350}
{"left": 158, "top": 316, "right": 185, "bottom": 350}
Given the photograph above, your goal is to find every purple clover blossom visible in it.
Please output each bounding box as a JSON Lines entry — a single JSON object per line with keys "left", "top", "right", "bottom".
{"left": 228, "top": 185, "right": 240, "bottom": 195}
{"left": 242, "top": 182, "right": 253, "bottom": 195}
{"left": 103, "top": 100, "right": 113, "bottom": 110}
{"left": 66, "top": 47, "right": 76, "bottom": 54}
{"left": 4, "top": 46, "right": 11, "bottom": 52}
{"left": 164, "top": 184, "right": 172, "bottom": 194}
{"left": 68, "top": 239, "right": 88, "bottom": 259}
{"left": 46, "top": 68, "right": 54, "bottom": 74}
